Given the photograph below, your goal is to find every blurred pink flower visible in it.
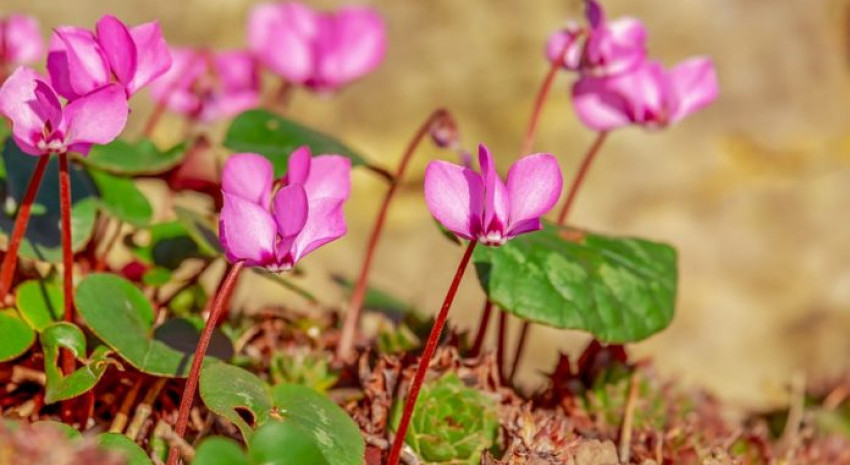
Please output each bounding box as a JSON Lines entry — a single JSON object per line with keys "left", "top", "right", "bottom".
{"left": 0, "top": 67, "right": 128, "bottom": 156}
{"left": 47, "top": 15, "right": 171, "bottom": 100}
{"left": 571, "top": 57, "right": 719, "bottom": 131}
{"left": 425, "top": 144, "right": 563, "bottom": 246}
{"left": 249, "top": 1, "right": 386, "bottom": 92}
{"left": 0, "top": 15, "right": 44, "bottom": 69}
{"left": 219, "top": 148, "right": 351, "bottom": 270}
{"left": 546, "top": 0, "right": 646, "bottom": 77}
{"left": 149, "top": 48, "right": 260, "bottom": 122}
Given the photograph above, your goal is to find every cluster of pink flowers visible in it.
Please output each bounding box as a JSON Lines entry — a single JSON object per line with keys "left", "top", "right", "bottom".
{"left": 546, "top": 0, "right": 718, "bottom": 131}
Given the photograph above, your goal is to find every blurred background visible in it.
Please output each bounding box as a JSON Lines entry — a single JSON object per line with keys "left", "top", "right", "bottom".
{"left": 4, "top": 0, "right": 850, "bottom": 409}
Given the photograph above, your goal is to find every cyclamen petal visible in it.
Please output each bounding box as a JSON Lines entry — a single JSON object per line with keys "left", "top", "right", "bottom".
{"left": 251, "top": 2, "right": 317, "bottom": 85}
{"left": 126, "top": 21, "right": 171, "bottom": 94}
{"left": 61, "top": 84, "right": 129, "bottom": 156}
{"left": 505, "top": 154, "right": 563, "bottom": 236}
{"left": 0, "top": 67, "right": 53, "bottom": 155}
{"left": 668, "top": 57, "right": 718, "bottom": 124}
{"left": 571, "top": 76, "right": 633, "bottom": 131}
{"left": 313, "top": 7, "right": 386, "bottom": 90}
{"left": 544, "top": 25, "right": 584, "bottom": 70}
{"left": 221, "top": 153, "right": 274, "bottom": 206}
{"left": 289, "top": 197, "right": 347, "bottom": 263}
{"left": 2, "top": 15, "right": 44, "bottom": 66}
{"left": 96, "top": 15, "right": 137, "bottom": 86}
{"left": 301, "top": 155, "right": 351, "bottom": 201}
{"left": 55, "top": 28, "right": 110, "bottom": 98}
{"left": 220, "top": 193, "right": 278, "bottom": 266}
{"left": 272, "top": 184, "right": 309, "bottom": 239}
{"left": 424, "top": 161, "right": 484, "bottom": 240}
{"left": 478, "top": 145, "right": 510, "bottom": 234}
{"left": 286, "top": 145, "right": 312, "bottom": 185}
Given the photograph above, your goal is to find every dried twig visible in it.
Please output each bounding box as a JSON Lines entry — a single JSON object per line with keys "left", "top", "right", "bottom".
{"left": 618, "top": 370, "right": 640, "bottom": 464}
{"left": 127, "top": 378, "right": 167, "bottom": 441}
{"left": 110, "top": 377, "right": 144, "bottom": 433}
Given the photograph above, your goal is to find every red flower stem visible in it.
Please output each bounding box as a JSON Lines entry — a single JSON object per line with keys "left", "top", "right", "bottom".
{"left": 496, "top": 309, "right": 508, "bottom": 383}
{"left": 467, "top": 300, "right": 493, "bottom": 357}
{"left": 0, "top": 155, "right": 49, "bottom": 300}
{"left": 386, "top": 240, "right": 477, "bottom": 465}
{"left": 336, "top": 109, "right": 450, "bottom": 362}
{"left": 58, "top": 153, "right": 76, "bottom": 375}
{"left": 508, "top": 131, "right": 609, "bottom": 383}
{"left": 166, "top": 261, "right": 244, "bottom": 465}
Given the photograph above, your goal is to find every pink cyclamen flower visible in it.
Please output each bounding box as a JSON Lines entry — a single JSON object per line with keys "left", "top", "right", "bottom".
{"left": 249, "top": 2, "right": 386, "bottom": 92}
{"left": 149, "top": 48, "right": 260, "bottom": 122}
{"left": 546, "top": 0, "right": 646, "bottom": 77}
{"left": 47, "top": 15, "right": 171, "bottom": 100}
{"left": 571, "top": 57, "right": 719, "bottom": 131}
{"left": 219, "top": 148, "right": 351, "bottom": 270}
{"left": 0, "top": 15, "right": 44, "bottom": 69}
{"left": 0, "top": 67, "right": 129, "bottom": 156}
{"left": 425, "top": 144, "right": 563, "bottom": 246}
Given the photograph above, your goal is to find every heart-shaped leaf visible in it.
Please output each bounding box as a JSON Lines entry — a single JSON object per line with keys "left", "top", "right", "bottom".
{"left": 224, "top": 110, "right": 366, "bottom": 177}
{"left": 0, "top": 140, "right": 98, "bottom": 262}
{"left": 0, "top": 308, "right": 35, "bottom": 361}
{"left": 249, "top": 421, "right": 330, "bottom": 465}
{"left": 97, "top": 432, "right": 154, "bottom": 465}
{"left": 76, "top": 273, "right": 231, "bottom": 377}
{"left": 88, "top": 168, "right": 153, "bottom": 227}
{"left": 15, "top": 279, "right": 64, "bottom": 332}
{"left": 83, "top": 139, "right": 186, "bottom": 176}
{"left": 199, "top": 362, "right": 272, "bottom": 441}
{"left": 473, "top": 221, "right": 677, "bottom": 343}
{"left": 271, "top": 384, "right": 364, "bottom": 465}
{"left": 41, "top": 322, "right": 116, "bottom": 404}
{"left": 193, "top": 437, "right": 249, "bottom": 465}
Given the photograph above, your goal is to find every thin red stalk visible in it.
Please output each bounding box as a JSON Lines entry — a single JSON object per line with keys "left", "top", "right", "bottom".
{"left": 556, "top": 131, "right": 608, "bottom": 224}
{"left": 166, "top": 261, "right": 244, "bottom": 465}
{"left": 496, "top": 310, "right": 507, "bottom": 383}
{"left": 467, "top": 300, "right": 493, "bottom": 357}
{"left": 336, "top": 109, "right": 449, "bottom": 362}
{"left": 58, "top": 153, "right": 76, "bottom": 375}
{"left": 386, "top": 241, "right": 477, "bottom": 465}
{"left": 508, "top": 131, "right": 610, "bottom": 382}
{"left": 269, "top": 78, "right": 294, "bottom": 112}
{"left": 0, "top": 155, "right": 49, "bottom": 300}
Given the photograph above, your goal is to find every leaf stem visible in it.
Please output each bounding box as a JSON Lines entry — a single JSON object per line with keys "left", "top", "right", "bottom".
{"left": 496, "top": 309, "right": 508, "bottom": 383}
{"left": 386, "top": 240, "right": 477, "bottom": 465}
{"left": 166, "top": 261, "right": 244, "bottom": 465}
{"left": 336, "top": 109, "right": 451, "bottom": 362}
{"left": 467, "top": 300, "right": 493, "bottom": 357}
{"left": 0, "top": 154, "right": 49, "bottom": 301}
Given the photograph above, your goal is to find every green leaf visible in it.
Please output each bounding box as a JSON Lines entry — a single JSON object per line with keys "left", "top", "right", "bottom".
{"left": 76, "top": 273, "right": 230, "bottom": 377}
{"left": 142, "top": 266, "right": 173, "bottom": 286}
{"left": 249, "top": 421, "right": 330, "bottom": 465}
{"left": 41, "top": 322, "right": 116, "bottom": 404}
{"left": 0, "top": 309, "right": 35, "bottom": 361}
{"left": 474, "top": 222, "right": 677, "bottom": 343}
{"left": 174, "top": 206, "right": 223, "bottom": 256}
{"left": 271, "top": 384, "right": 364, "bottom": 465}
{"left": 84, "top": 139, "right": 186, "bottom": 175}
{"left": 200, "top": 362, "right": 272, "bottom": 441}
{"left": 129, "top": 221, "right": 202, "bottom": 269}
{"left": 193, "top": 437, "right": 249, "bottom": 465}
{"left": 224, "top": 110, "right": 366, "bottom": 177}
{"left": 89, "top": 168, "right": 153, "bottom": 226}
{"left": 15, "top": 279, "right": 64, "bottom": 332}
{"left": 97, "top": 432, "right": 154, "bottom": 465}
{"left": 0, "top": 140, "right": 98, "bottom": 262}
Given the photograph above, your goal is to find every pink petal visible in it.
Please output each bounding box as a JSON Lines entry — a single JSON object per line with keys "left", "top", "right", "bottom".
{"left": 147, "top": 48, "right": 204, "bottom": 114}
{"left": 3, "top": 15, "right": 44, "bottom": 65}
{"left": 62, "top": 83, "right": 128, "bottom": 155}
{"left": 286, "top": 146, "right": 312, "bottom": 185}
{"left": 95, "top": 15, "right": 137, "bottom": 89}
{"left": 668, "top": 57, "right": 718, "bottom": 124}
{"left": 505, "top": 154, "right": 563, "bottom": 236}
{"left": 290, "top": 197, "right": 347, "bottom": 263}
{"left": 302, "top": 155, "right": 351, "bottom": 201}
{"left": 221, "top": 153, "right": 274, "bottom": 207}
{"left": 478, "top": 144, "right": 509, "bottom": 233}
{"left": 585, "top": 0, "right": 606, "bottom": 28}
{"left": 544, "top": 26, "right": 583, "bottom": 70}
{"left": 214, "top": 51, "right": 259, "bottom": 94}
{"left": 314, "top": 7, "right": 386, "bottom": 90}
{"left": 0, "top": 67, "right": 53, "bottom": 155}
{"left": 585, "top": 17, "right": 647, "bottom": 76}
{"left": 272, "top": 184, "right": 308, "bottom": 239}
{"left": 126, "top": 21, "right": 172, "bottom": 94}
{"left": 219, "top": 192, "right": 277, "bottom": 266}
{"left": 53, "top": 28, "right": 111, "bottom": 98}
{"left": 251, "top": 2, "right": 318, "bottom": 84}
{"left": 423, "top": 160, "right": 484, "bottom": 240}
{"left": 571, "top": 75, "right": 633, "bottom": 131}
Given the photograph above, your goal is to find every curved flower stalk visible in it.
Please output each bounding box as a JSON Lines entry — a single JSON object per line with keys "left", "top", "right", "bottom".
{"left": 167, "top": 147, "right": 351, "bottom": 465}
{"left": 46, "top": 15, "right": 171, "bottom": 100}
{"left": 249, "top": 1, "right": 386, "bottom": 93}
{"left": 387, "top": 145, "right": 563, "bottom": 465}
{"left": 0, "top": 15, "right": 44, "bottom": 76}
{"left": 148, "top": 48, "right": 261, "bottom": 124}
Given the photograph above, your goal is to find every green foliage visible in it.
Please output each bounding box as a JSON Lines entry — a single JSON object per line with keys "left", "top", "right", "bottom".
{"left": 128, "top": 220, "right": 203, "bottom": 270}
{"left": 84, "top": 139, "right": 186, "bottom": 175}
{"left": 224, "top": 110, "right": 366, "bottom": 177}
{"left": 0, "top": 308, "right": 35, "bottom": 361}
{"left": 193, "top": 437, "right": 250, "bottom": 465}
{"left": 474, "top": 221, "right": 677, "bottom": 343}
{"left": 249, "top": 421, "right": 330, "bottom": 465}
{"left": 75, "top": 273, "right": 230, "bottom": 377}
{"left": 200, "top": 362, "right": 273, "bottom": 441}
{"left": 391, "top": 373, "right": 499, "bottom": 465}
{"left": 96, "top": 433, "right": 154, "bottom": 465}
{"left": 88, "top": 168, "right": 153, "bottom": 226}
{"left": 40, "top": 322, "right": 116, "bottom": 404}
{"left": 15, "top": 279, "right": 63, "bottom": 332}
{"left": 269, "top": 349, "right": 339, "bottom": 393}
{"left": 174, "top": 206, "right": 223, "bottom": 256}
